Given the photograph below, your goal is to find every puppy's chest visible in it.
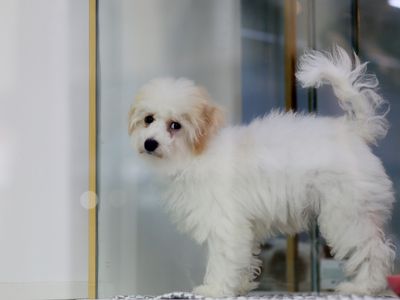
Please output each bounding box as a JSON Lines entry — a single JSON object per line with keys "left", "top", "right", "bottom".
{"left": 165, "top": 178, "right": 212, "bottom": 208}
{"left": 163, "top": 177, "right": 219, "bottom": 242}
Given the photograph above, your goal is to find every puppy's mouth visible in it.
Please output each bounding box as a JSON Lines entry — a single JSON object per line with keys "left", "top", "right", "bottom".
{"left": 139, "top": 149, "right": 163, "bottom": 159}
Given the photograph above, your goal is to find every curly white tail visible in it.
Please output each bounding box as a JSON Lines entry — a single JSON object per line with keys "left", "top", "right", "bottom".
{"left": 296, "top": 46, "right": 389, "bottom": 145}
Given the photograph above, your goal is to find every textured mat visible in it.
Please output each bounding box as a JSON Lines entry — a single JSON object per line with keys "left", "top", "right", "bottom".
{"left": 112, "top": 292, "right": 397, "bottom": 300}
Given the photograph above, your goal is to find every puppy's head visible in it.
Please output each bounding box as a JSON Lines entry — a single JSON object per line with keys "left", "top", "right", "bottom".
{"left": 128, "top": 78, "right": 223, "bottom": 169}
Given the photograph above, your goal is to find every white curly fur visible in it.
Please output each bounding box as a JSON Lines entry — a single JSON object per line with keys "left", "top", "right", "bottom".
{"left": 128, "top": 46, "right": 395, "bottom": 297}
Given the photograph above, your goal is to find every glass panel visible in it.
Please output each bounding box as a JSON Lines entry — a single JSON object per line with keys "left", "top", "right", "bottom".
{"left": 241, "top": 0, "right": 284, "bottom": 122}
{"left": 359, "top": 0, "right": 400, "bottom": 275}
{"left": 97, "top": 1, "right": 242, "bottom": 297}
{"left": 297, "top": 0, "right": 400, "bottom": 292}
{"left": 97, "top": 0, "right": 289, "bottom": 297}
{"left": 296, "top": 0, "right": 355, "bottom": 292}
{"left": 97, "top": 0, "right": 399, "bottom": 297}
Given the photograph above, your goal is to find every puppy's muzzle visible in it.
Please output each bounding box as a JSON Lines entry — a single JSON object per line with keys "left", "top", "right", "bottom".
{"left": 144, "top": 138, "right": 159, "bottom": 153}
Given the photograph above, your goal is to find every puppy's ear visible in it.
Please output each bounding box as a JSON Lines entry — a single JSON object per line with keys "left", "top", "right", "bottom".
{"left": 193, "top": 103, "right": 224, "bottom": 154}
{"left": 192, "top": 100, "right": 224, "bottom": 155}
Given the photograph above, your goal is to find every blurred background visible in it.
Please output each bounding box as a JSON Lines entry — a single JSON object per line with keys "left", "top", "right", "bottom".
{"left": 0, "top": 0, "right": 399, "bottom": 299}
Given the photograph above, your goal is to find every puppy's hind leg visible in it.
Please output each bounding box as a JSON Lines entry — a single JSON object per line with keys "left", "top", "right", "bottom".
{"left": 335, "top": 237, "right": 395, "bottom": 295}
{"left": 318, "top": 179, "right": 395, "bottom": 295}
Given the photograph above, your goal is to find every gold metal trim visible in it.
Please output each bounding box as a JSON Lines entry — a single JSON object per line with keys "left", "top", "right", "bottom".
{"left": 284, "top": 0, "right": 299, "bottom": 293}
{"left": 286, "top": 235, "right": 299, "bottom": 292}
{"left": 88, "top": 0, "right": 97, "bottom": 298}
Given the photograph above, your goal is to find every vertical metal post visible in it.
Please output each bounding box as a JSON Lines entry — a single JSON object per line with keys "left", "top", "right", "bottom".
{"left": 307, "top": 0, "right": 320, "bottom": 293}
{"left": 88, "top": 0, "right": 98, "bottom": 298}
{"left": 351, "top": 0, "right": 360, "bottom": 55}
{"left": 307, "top": 0, "right": 317, "bottom": 113}
{"left": 310, "top": 220, "right": 320, "bottom": 293}
{"left": 284, "top": 0, "right": 298, "bottom": 293}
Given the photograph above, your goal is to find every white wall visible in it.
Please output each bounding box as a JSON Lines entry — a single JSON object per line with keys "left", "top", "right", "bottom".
{"left": 0, "top": 1, "right": 89, "bottom": 299}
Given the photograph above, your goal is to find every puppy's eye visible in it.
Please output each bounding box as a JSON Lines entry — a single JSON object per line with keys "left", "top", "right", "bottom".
{"left": 144, "top": 115, "right": 154, "bottom": 124}
{"left": 170, "top": 122, "right": 182, "bottom": 130}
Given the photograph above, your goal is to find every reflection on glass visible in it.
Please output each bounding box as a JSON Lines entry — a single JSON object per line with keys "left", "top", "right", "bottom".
{"left": 97, "top": 0, "right": 400, "bottom": 297}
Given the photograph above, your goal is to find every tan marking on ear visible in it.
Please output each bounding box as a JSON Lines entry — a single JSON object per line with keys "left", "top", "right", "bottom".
{"left": 129, "top": 90, "right": 149, "bottom": 135}
{"left": 134, "top": 92, "right": 145, "bottom": 103}
{"left": 128, "top": 106, "right": 137, "bottom": 135}
{"left": 193, "top": 103, "right": 224, "bottom": 155}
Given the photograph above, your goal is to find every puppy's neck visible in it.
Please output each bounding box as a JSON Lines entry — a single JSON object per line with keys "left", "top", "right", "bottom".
{"left": 156, "top": 136, "right": 217, "bottom": 179}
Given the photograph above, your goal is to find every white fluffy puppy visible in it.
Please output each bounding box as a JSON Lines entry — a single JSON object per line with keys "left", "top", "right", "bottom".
{"left": 128, "top": 47, "right": 395, "bottom": 297}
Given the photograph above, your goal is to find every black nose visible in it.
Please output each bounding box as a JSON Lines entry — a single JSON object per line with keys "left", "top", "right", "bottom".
{"left": 144, "top": 139, "right": 159, "bottom": 152}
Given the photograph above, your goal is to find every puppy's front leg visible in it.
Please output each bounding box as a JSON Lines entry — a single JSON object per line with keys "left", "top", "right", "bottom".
{"left": 193, "top": 225, "right": 255, "bottom": 297}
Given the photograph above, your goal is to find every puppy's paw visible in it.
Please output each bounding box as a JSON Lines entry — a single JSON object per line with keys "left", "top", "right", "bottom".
{"left": 336, "top": 281, "right": 370, "bottom": 295}
{"left": 193, "top": 284, "right": 234, "bottom": 297}
{"left": 238, "top": 280, "right": 258, "bottom": 295}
